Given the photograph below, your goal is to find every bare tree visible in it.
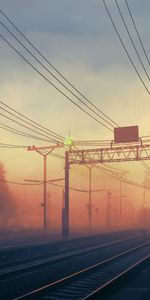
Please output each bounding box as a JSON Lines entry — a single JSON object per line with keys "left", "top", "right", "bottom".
{"left": 0, "top": 163, "right": 16, "bottom": 229}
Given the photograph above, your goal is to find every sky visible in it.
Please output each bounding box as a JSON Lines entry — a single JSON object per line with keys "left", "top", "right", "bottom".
{"left": 0, "top": 0, "right": 150, "bottom": 230}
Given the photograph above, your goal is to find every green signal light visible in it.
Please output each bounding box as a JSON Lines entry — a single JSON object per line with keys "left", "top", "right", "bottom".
{"left": 64, "top": 138, "right": 74, "bottom": 146}
{"left": 67, "top": 139, "right": 72, "bottom": 145}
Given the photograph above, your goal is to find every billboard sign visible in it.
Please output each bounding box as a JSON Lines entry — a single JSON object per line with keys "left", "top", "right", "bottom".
{"left": 114, "top": 126, "right": 139, "bottom": 143}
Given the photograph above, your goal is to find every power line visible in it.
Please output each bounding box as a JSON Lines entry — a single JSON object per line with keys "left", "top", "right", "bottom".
{"left": 0, "top": 33, "right": 113, "bottom": 132}
{"left": 74, "top": 135, "right": 150, "bottom": 147}
{"left": 141, "top": 160, "right": 150, "bottom": 172}
{"left": 0, "top": 105, "right": 63, "bottom": 143}
{"left": 0, "top": 111, "right": 60, "bottom": 143}
{"left": 115, "top": 0, "right": 150, "bottom": 81}
{"left": 1, "top": 163, "right": 149, "bottom": 190}
{"left": 0, "top": 8, "right": 119, "bottom": 128}
{"left": 1, "top": 8, "right": 149, "bottom": 182}
{"left": 0, "top": 141, "right": 65, "bottom": 160}
{"left": 0, "top": 178, "right": 43, "bottom": 185}
{"left": 102, "top": 0, "right": 150, "bottom": 96}
{"left": 0, "top": 122, "right": 54, "bottom": 143}
{"left": 0, "top": 20, "right": 116, "bottom": 129}
{"left": 0, "top": 101, "right": 65, "bottom": 142}
{"left": 48, "top": 152, "right": 64, "bottom": 160}
{"left": 125, "top": 0, "right": 150, "bottom": 66}
{"left": 0, "top": 142, "right": 26, "bottom": 148}
{"left": 96, "top": 165, "right": 150, "bottom": 190}
{"left": 42, "top": 150, "right": 64, "bottom": 160}
{"left": 0, "top": 176, "right": 96, "bottom": 193}
{"left": 99, "top": 166, "right": 125, "bottom": 177}
{"left": 43, "top": 181, "right": 104, "bottom": 193}
{"left": 102, "top": 163, "right": 126, "bottom": 173}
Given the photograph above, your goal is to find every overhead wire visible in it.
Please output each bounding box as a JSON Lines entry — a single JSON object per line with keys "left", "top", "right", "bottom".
{"left": 125, "top": 0, "right": 150, "bottom": 66}
{"left": 0, "top": 8, "right": 119, "bottom": 128}
{"left": 0, "top": 32, "right": 113, "bottom": 132}
{"left": 96, "top": 165, "right": 150, "bottom": 190}
{"left": 0, "top": 20, "right": 116, "bottom": 130}
{"left": 1, "top": 161, "right": 147, "bottom": 190}
{"left": 102, "top": 0, "right": 150, "bottom": 96}
{"left": 0, "top": 111, "right": 59, "bottom": 143}
{"left": 95, "top": 0, "right": 150, "bottom": 181}
{"left": 1, "top": 5, "right": 150, "bottom": 139}
{"left": 0, "top": 11, "right": 68, "bottom": 145}
{"left": 0, "top": 178, "right": 43, "bottom": 185}
{"left": 102, "top": 163, "right": 127, "bottom": 173}
{"left": 42, "top": 150, "right": 64, "bottom": 160}
{"left": 0, "top": 141, "right": 65, "bottom": 160}
{"left": 0, "top": 101, "right": 64, "bottom": 142}
{"left": 0, "top": 142, "right": 27, "bottom": 148}
{"left": 141, "top": 160, "right": 150, "bottom": 172}
{"left": 115, "top": 0, "right": 150, "bottom": 81}
{"left": 0, "top": 122, "right": 54, "bottom": 143}
{"left": 1, "top": 7, "right": 149, "bottom": 180}
{"left": 0, "top": 176, "right": 100, "bottom": 193}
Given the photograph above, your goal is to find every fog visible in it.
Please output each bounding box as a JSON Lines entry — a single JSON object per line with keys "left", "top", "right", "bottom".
{"left": 0, "top": 162, "right": 17, "bottom": 229}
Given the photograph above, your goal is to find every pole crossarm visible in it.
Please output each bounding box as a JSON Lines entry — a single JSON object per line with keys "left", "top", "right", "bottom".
{"left": 27, "top": 143, "right": 64, "bottom": 156}
{"left": 24, "top": 178, "right": 64, "bottom": 183}
{"left": 68, "top": 143, "right": 150, "bottom": 164}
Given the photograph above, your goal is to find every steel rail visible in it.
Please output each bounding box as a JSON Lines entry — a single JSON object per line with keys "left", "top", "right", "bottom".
{"left": 83, "top": 253, "right": 150, "bottom": 299}
{"left": 14, "top": 239, "right": 150, "bottom": 299}
{"left": 0, "top": 234, "right": 142, "bottom": 280}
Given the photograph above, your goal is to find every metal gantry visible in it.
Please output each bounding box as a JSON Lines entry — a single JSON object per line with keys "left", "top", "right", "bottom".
{"left": 68, "top": 143, "right": 150, "bottom": 164}
{"left": 63, "top": 141, "right": 150, "bottom": 238}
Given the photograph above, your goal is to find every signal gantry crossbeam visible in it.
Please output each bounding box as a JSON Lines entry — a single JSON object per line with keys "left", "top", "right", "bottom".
{"left": 68, "top": 143, "right": 150, "bottom": 165}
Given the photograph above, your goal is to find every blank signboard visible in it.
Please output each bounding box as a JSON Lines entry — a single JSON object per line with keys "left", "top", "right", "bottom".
{"left": 114, "top": 126, "right": 139, "bottom": 143}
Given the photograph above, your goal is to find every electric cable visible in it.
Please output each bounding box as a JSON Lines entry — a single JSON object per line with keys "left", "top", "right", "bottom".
{"left": 0, "top": 32, "right": 113, "bottom": 131}
{"left": 0, "top": 20, "right": 117, "bottom": 129}
{"left": 102, "top": 0, "right": 150, "bottom": 96}
{"left": 96, "top": 165, "right": 149, "bottom": 190}
{"left": 0, "top": 8, "right": 119, "bottom": 128}
{"left": 0, "top": 142, "right": 27, "bottom": 148}
{"left": 0, "top": 101, "right": 65, "bottom": 142}
{"left": 125, "top": 0, "right": 150, "bottom": 66}
{"left": 115, "top": 0, "right": 150, "bottom": 81}
{"left": 0, "top": 122, "right": 53, "bottom": 143}
{"left": 0, "top": 111, "right": 61, "bottom": 143}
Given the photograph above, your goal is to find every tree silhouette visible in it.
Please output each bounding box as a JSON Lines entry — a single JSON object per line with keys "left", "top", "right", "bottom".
{"left": 0, "top": 163, "right": 16, "bottom": 228}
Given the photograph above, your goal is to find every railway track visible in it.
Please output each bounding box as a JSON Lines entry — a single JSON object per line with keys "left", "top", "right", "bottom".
{"left": 14, "top": 239, "right": 150, "bottom": 300}
{"left": 0, "top": 230, "right": 135, "bottom": 266}
{"left": 0, "top": 233, "right": 144, "bottom": 280}
{"left": 83, "top": 254, "right": 150, "bottom": 300}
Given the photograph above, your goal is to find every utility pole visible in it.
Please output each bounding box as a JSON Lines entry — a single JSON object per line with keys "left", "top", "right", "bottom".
{"left": 142, "top": 172, "right": 148, "bottom": 209}
{"left": 85, "top": 165, "right": 94, "bottom": 231}
{"left": 62, "top": 138, "right": 74, "bottom": 239}
{"left": 62, "top": 151, "right": 70, "bottom": 238}
{"left": 118, "top": 171, "right": 129, "bottom": 218}
{"left": 27, "top": 143, "right": 63, "bottom": 231}
{"left": 106, "top": 191, "right": 111, "bottom": 228}
{"left": 119, "top": 176, "right": 122, "bottom": 217}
